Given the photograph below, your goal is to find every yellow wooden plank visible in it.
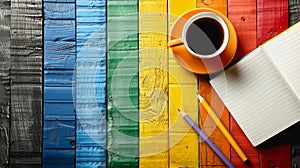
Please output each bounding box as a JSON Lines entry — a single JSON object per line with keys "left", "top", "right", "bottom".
{"left": 168, "top": 0, "right": 199, "bottom": 167}
{"left": 139, "top": 0, "right": 169, "bottom": 167}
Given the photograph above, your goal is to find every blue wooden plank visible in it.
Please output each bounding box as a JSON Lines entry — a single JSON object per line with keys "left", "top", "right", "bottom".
{"left": 43, "top": 149, "right": 75, "bottom": 168}
{"left": 44, "top": 2, "right": 75, "bottom": 19}
{"left": 43, "top": 0, "right": 75, "bottom": 165}
{"left": 44, "top": 70, "right": 73, "bottom": 87}
{"left": 44, "top": 20, "right": 75, "bottom": 70}
{"left": 76, "top": 0, "right": 106, "bottom": 167}
{"left": 44, "top": 102, "right": 74, "bottom": 120}
{"left": 44, "top": 0, "right": 74, "bottom": 3}
{"left": 44, "top": 87, "right": 73, "bottom": 102}
{"left": 43, "top": 120, "right": 75, "bottom": 149}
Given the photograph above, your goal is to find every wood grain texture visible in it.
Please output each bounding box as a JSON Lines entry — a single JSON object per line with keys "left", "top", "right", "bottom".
{"left": 139, "top": 0, "right": 168, "bottom": 167}
{"left": 76, "top": 0, "right": 106, "bottom": 167}
{"left": 107, "top": 0, "right": 138, "bottom": 167}
{"left": 197, "top": 2, "right": 230, "bottom": 167}
{"left": 292, "top": 145, "right": 300, "bottom": 167}
{"left": 257, "top": 0, "right": 288, "bottom": 45}
{"left": 10, "top": 0, "right": 42, "bottom": 166}
{"left": 257, "top": 1, "right": 290, "bottom": 167}
{"left": 228, "top": 0, "right": 260, "bottom": 167}
{"left": 289, "top": 0, "right": 300, "bottom": 25}
{"left": 43, "top": 0, "right": 75, "bottom": 166}
{"left": 260, "top": 144, "right": 291, "bottom": 167}
{"left": 228, "top": 0, "right": 257, "bottom": 63}
{"left": 139, "top": 0, "right": 169, "bottom": 167}
{"left": 198, "top": 0, "right": 227, "bottom": 16}
{"left": 199, "top": 80, "right": 230, "bottom": 168}
{"left": 168, "top": 0, "right": 199, "bottom": 167}
{"left": 289, "top": 1, "right": 300, "bottom": 166}
{"left": 0, "top": 0, "right": 10, "bottom": 166}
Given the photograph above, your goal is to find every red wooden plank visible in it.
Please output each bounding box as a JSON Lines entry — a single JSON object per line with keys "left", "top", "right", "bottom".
{"left": 228, "top": 0, "right": 257, "bottom": 63}
{"left": 257, "top": 1, "right": 290, "bottom": 167}
{"left": 228, "top": 0, "right": 260, "bottom": 167}
{"left": 260, "top": 144, "right": 291, "bottom": 167}
{"left": 257, "top": 0, "right": 289, "bottom": 45}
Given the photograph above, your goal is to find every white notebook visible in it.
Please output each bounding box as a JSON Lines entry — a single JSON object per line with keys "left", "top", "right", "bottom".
{"left": 210, "top": 22, "right": 300, "bottom": 146}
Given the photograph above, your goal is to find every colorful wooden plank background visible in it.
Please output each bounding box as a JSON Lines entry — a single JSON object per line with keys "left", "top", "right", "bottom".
{"left": 0, "top": 0, "right": 299, "bottom": 167}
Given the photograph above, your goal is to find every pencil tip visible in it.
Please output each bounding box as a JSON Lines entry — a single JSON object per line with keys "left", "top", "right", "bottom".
{"left": 177, "top": 109, "right": 180, "bottom": 112}
{"left": 244, "top": 159, "right": 250, "bottom": 165}
{"left": 197, "top": 94, "right": 204, "bottom": 102}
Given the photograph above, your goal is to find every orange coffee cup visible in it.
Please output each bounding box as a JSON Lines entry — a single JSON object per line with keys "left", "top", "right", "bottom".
{"left": 169, "top": 8, "right": 237, "bottom": 74}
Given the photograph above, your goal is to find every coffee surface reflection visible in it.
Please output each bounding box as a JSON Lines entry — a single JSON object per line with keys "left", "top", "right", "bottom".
{"left": 186, "top": 18, "right": 224, "bottom": 56}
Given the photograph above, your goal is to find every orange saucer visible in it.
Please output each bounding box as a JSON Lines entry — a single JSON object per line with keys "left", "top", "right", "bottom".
{"left": 169, "top": 8, "right": 237, "bottom": 74}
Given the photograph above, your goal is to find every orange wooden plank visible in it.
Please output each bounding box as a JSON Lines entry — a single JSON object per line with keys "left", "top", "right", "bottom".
{"left": 198, "top": 1, "right": 230, "bottom": 167}
{"left": 198, "top": 0, "right": 227, "bottom": 15}
{"left": 199, "top": 77, "right": 230, "bottom": 168}
{"left": 228, "top": 0, "right": 260, "bottom": 167}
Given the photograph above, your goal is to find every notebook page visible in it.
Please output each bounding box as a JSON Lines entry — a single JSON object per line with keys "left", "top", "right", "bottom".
{"left": 210, "top": 47, "right": 300, "bottom": 146}
{"left": 263, "top": 22, "right": 300, "bottom": 99}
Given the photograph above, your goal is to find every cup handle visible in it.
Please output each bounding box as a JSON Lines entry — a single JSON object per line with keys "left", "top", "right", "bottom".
{"left": 168, "top": 38, "right": 183, "bottom": 47}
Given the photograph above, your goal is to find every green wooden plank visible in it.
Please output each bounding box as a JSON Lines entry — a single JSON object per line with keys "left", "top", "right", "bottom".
{"left": 107, "top": 0, "right": 139, "bottom": 167}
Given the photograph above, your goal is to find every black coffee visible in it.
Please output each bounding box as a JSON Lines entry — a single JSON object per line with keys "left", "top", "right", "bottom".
{"left": 186, "top": 18, "right": 224, "bottom": 56}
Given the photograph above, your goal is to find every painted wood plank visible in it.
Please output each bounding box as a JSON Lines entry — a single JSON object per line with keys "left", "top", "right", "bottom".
{"left": 0, "top": 0, "right": 10, "bottom": 166}
{"left": 257, "top": 0, "right": 288, "bottom": 45}
{"left": 197, "top": 1, "right": 231, "bottom": 167}
{"left": 292, "top": 145, "right": 300, "bottom": 167}
{"left": 76, "top": 0, "right": 106, "bottom": 167}
{"left": 44, "top": 2, "right": 75, "bottom": 20}
{"left": 260, "top": 144, "right": 291, "bottom": 167}
{"left": 107, "top": 0, "right": 139, "bottom": 167}
{"left": 289, "top": 1, "right": 300, "bottom": 166}
{"left": 43, "top": 0, "right": 75, "bottom": 166}
{"left": 228, "top": 0, "right": 257, "bottom": 63}
{"left": 228, "top": 0, "right": 260, "bottom": 167}
{"left": 198, "top": 0, "right": 227, "bottom": 16}
{"left": 139, "top": 0, "right": 168, "bottom": 167}
{"left": 289, "top": 0, "right": 300, "bottom": 25}
{"left": 44, "top": 20, "right": 75, "bottom": 70}
{"left": 257, "top": 0, "right": 290, "bottom": 167}
{"left": 168, "top": 1, "right": 199, "bottom": 168}
{"left": 44, "top": 83, "right": 75, "bottom": 151}
{"left": 10, "top": 0, "right": 42, "bottom": 166}
{"left": 199, "top": 79, "right": 231, "bottom": 168}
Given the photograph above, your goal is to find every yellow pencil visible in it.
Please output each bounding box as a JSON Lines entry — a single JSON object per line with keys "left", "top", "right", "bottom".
{"left": 197, "top": 94, "right": 248, "bottom": 162}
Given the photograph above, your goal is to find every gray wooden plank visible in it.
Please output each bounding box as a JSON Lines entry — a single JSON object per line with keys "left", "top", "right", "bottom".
{"left": 9, "top": 0, "right": 42, "bottom": 166}
{"left": 289, "top": 0, "right": 300, "bottom": 25}
{"left": 289, "top": 1, "right": 300, "bottom": 167}
{"left": 0, "top": 0, "right": 11, "bottom": 166}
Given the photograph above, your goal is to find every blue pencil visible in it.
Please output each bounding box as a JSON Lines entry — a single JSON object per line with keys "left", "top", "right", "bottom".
{"left": 178, "top": 109, "right": 234, "bottom": 168}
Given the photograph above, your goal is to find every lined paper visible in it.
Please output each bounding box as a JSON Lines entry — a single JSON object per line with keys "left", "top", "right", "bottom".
{"left": 211, "top": 22, "right": 300, "bottom": 146}
{"left": 263, "top": 23, "right": 300, "bottom": 99}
